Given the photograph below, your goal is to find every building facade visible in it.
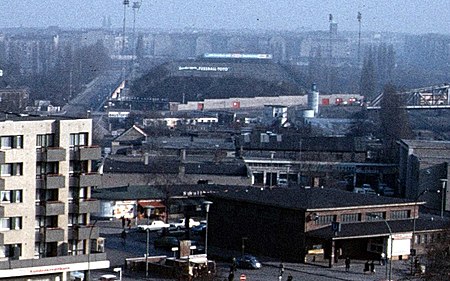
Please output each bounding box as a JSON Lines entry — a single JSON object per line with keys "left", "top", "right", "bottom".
{"left": 0, "top": 116, "right": 108, "bottom": 280}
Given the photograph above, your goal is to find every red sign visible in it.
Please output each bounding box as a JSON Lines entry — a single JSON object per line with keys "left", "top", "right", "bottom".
{"left": 240, "top": 274, "right": 246, "bottom": 281}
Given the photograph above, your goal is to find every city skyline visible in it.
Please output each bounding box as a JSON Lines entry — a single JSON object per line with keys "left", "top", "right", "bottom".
{"left": 0, "top": 0, "right": 449, "bottom": 35}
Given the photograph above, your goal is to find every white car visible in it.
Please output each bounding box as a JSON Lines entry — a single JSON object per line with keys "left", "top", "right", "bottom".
{"left": 170, "top": 218, "right": 201, "bottom": 229}
{"left": 137, "top": 220, "right": 170, "bottom": 232}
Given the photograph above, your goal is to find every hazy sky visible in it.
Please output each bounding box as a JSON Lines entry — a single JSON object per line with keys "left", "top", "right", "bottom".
{"left": 0, "top": 0, "right": 449, "bottom": 35}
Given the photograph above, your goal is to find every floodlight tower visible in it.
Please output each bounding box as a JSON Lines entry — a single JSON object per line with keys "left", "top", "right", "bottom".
{"left": 132, "top": 1, "right": 142, "bottom": 58}
{"left": 122, "top": 0, "right": 130, "bottom": 55}
{"left": 357, "top": 12, "right": 362, "bottom": 63}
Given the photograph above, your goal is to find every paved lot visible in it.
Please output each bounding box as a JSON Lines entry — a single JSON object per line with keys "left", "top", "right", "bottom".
{"left": 92, "top": 220, "right": 421, "bottom": 281}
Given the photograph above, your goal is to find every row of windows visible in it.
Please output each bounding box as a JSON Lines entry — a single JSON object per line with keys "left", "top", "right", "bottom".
{"left": 415, "top": 232, "right": 448, "bottom": 244}
{"left": 314, "top": 210, "right": 411, "bottom": 225}
{"left": 0, "top": 133, "right": 89, "bottom": 150}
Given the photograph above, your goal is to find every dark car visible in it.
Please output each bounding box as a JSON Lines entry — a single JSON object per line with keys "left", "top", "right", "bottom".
{"left": 191, "top": 223, "right": 207, "bottom": 236}
{"left": 235, "top": 255, "right": 262, "bottom": 269}
{"left": 154, "top": 236, "right": 179, "bottom": 250}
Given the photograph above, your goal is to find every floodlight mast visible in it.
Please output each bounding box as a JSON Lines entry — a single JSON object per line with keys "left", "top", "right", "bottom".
{"left": 122, "top": 0, "right": 130, "bottom": 55}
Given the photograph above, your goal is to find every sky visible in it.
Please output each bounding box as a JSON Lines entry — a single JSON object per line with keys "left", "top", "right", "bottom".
{"left": 0, "top": 0, "right": 449, "bottom": 35}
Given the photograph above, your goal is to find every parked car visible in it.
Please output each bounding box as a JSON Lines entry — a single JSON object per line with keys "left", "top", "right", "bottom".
{"left": 191, "top": 222, "right": 207, "bottom": 236}
{"left": 170, "top": 218, "right": 201, "bottom": 229}
{"left": 154, "top": 236, "right": 179, "bottom": 250}
{"left": 137, "top": 220, "right": 170, "bottom": 232}
{"left": 235, "top": 255, "right": 262, "bottom": 269}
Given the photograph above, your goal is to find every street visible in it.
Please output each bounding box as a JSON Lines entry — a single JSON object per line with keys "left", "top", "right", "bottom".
{"left": 92, "top": 220, "right": 421, "bottom": 281}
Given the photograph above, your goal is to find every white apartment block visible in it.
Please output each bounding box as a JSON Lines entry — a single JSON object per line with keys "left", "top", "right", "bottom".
{"left": 0, "top": 116, "right": 109, "bottom": 280}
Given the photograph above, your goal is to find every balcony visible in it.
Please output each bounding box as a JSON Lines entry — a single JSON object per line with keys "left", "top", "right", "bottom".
{"left": 36, "top": 174, "right": 66, "bottom": 189}
{"left": 68, "top": 225, "right": 99, "bottom": 240}
{"left": 35, "top": 227, "right": 65, "bottom": 242}
{"left": 70, "top": 173, "right": 101, "bottom": 187}
{"left": 70, "top": 146, "right": 101, "bottom": 161}
{"left": 36, "top": 201, "right": 65, "bottom": 216}
{"left": 69, "top": 199, "right": 100, "bottom": 214}
{"left": 36, "top": 147, "right": 66, "bottom": 162}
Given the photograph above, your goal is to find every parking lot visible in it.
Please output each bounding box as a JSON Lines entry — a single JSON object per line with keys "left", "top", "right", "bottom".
{"left": 92, "top": 219, "right": 421, "bottom": 281}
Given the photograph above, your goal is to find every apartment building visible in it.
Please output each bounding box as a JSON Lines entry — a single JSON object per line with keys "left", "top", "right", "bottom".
{"left": 0, "top": 115, "right": 109, "bottom": 280}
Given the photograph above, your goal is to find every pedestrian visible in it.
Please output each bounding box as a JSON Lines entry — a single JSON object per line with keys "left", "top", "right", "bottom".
{"left": 345, "top": 257, "right": 351, "bottom": 272}
{"left": 364, "top": 260, "right": 370, "bottom": 273}
{"left": 121, "top": 216, "right": 125, "bottom": 229}
{"left": 287, "top": 273, "right": 293, "bottom": 281}
{"left": 370, "top": 260, "right": 375, "bottom": 274}
{"left": 127, "top": 218, "right": 131, "bottom": 230}
{"left": 380, "top": 252, "right": 386, "bottom": 265}
{"left": 227, "top": 269, "right": 234, "bottom": 281}
{"left": 121, "top": 229, "right": 127, "bottom": 245}
{"left": 279, "top": 262, "right": 285, "bottom": 280}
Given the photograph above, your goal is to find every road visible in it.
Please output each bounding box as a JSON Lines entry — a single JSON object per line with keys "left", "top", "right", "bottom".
{"left": 92, "top": 220, "right": 421, "bottom": 281}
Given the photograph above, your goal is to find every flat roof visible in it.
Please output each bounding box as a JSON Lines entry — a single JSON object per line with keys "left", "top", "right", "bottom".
{"left": 208, "top": 187, "right": 414, "bottom": 210}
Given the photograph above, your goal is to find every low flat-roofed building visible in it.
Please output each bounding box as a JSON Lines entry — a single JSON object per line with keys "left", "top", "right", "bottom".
{"left": 207, "top": 187, "right": 449, "bottom": 265}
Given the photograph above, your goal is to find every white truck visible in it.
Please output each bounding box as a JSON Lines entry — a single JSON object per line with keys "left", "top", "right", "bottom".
{"left": 137, "top": 220, "right": 170, "bottom": 232}
{"left": 170, "top": 218, "right": 201, "bottom": 229}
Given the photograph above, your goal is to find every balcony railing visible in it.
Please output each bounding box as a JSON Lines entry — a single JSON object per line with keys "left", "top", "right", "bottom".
{"left": 69, "top": 199, "right": 100, "bottom": 214}
{"left": 36, "top": 201, "right": 65, "bottom": 216}
{"left": 70, "top": 146, "right": 101, "bottom": 161}
{"left": 69, "top": 225, "right": 99, "bottom": 240}
{"left": 38, "top": 227, "right": 65, "bottom": 242}
{"left": 69, "top": 173, "right": 101, "bottom": 187}
{"left": 36, "top": 147, "right": 66, "bottom": 162}
{"left": 36, "top": 174, "right": 65, "bottom": 189}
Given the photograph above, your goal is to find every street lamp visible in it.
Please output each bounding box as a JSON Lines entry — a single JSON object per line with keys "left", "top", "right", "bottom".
{"left": 145, "top": 206, "right": 154, "bottom": 277}
{"left": 411, "top": 188, "right": 428, "bottom": 275}
{"left": 368, "top": 213, "right": 393, "bottom": 281}
{"left": 440, "top": 179, "right": 447, "bottom": 218}
{"left": 241, "top": 237, "right": 248, "bottom": 257}
{"left": 203, "top": 201, "right": 213, "bottom": 258}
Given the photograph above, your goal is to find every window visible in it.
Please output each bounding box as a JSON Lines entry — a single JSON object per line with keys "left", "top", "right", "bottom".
{"left": 391, "top": 210, "right": 410, "bottom": 220}
{"left": 0, "top": 217, "right": 22, "bottom": 231}
{"left": 0, "top": 244, "right": 21, "bottom": 259}
{"left": 36, "top": 134, "right": 55, "bottom": 148}
{"left": 366, "top": 212, "right": 385, "bottom": 221}
{"left": 0, "top": 163, "right": 23, "bottom": 176}
{"left": 36, "top": 162, "right": 59, "bottom": 177}
{"left": 0, "top": 190, "right": 22, "bottom": 203}
{"left": 341, "top": 213, "right": 361, "bottom": 223}
{"left": 315, "top": 215, "right": 336, "bottom": 225}
{"left": 70, "top": 133, "right": 88, "bottom": 147}
{"left": 0, "top": 136, "right": 23, "bottom": 149}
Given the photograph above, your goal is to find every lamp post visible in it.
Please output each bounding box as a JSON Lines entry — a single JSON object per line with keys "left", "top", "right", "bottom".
{"left": 145, "top": 206, "right": 154, "bottom": 277}
{"left": 440, "top": 179, "right": 447, "bottom": 218}
{"left": 368, "top": 213, "right": 393, "bottom": 281}
{"left": 203, "top": 201, "right": 213, "bottom": 258}
{"left": 241, "top": 237, "right": 248, "bottom": 257}
{"left": 411, "top": 188, "right": 428, "bottom": 275}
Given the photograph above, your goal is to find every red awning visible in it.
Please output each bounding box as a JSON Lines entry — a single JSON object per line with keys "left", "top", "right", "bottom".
{"left": 138, "top": 201, "right": 166, "bottom": 209}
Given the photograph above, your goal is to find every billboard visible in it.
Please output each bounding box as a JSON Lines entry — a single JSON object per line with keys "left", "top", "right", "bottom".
{"left": 202, "top": 53, "right": 273, "bottom": 60}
